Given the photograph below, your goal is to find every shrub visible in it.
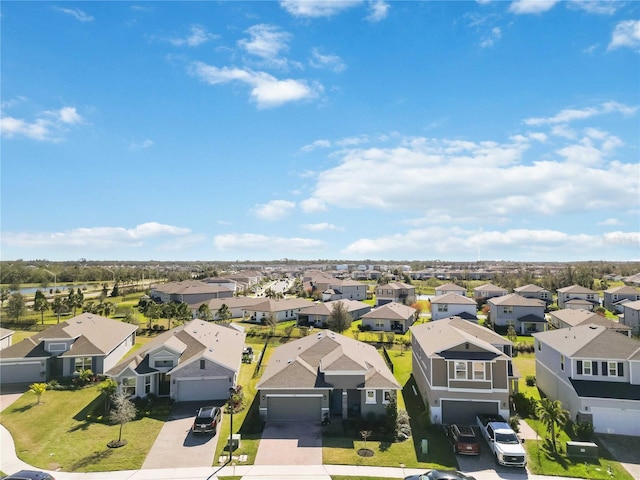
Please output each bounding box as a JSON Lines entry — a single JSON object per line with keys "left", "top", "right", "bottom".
{"left": 509, "top": 415, "right": 521, "bottom": 433}
{"left": 525, "top": 375, "right": 536, "bottom": 386}
{"left": 395, "top": 409, "right": 412, "bottom": 441}
{"left": 511, "top": 392, "right": 538, "bottom": 418}
{"left": 572, "top": 421, "right": 594, "bottom": 441}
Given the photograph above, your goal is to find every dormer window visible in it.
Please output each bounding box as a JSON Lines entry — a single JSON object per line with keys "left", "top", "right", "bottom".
{"left": 154, "top": 359, "right": 173, "bottom": 368}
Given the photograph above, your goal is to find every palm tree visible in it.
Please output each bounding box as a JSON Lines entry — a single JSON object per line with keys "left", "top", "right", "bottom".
{"left": 33, "top": 290, "right": 50, "bottom": 325}
{"left": 536, "top": 397, "right": 569, "bottom": 453}
{"left": 51, "top": 297, "right": 65, "bottom": 323}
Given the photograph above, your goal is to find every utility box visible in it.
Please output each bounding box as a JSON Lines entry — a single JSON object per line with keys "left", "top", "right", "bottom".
{"left": 566, "top": 441, "right": 598, "bottom": 460}
{"left": 228, "top": 433, "right": 241, "bottom": 450}
{"left": 421, "top": 439, "right": 428, "bottom": 454}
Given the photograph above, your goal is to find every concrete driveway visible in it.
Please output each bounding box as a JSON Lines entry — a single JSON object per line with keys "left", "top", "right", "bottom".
{"left": 142, "top": 401, "right": 222, "bottom": 469}
{"left": 254, "top": 421, "right": 322, "bottom": 465}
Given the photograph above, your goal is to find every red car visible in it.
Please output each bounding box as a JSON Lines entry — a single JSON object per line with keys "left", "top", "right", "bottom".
{"left": 448, "top": 424, "right": 480, "bottom": 455}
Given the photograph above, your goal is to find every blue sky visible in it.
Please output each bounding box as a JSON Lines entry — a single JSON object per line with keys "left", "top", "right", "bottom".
{"left": 1, "top": 1, "right": 639, "bottom": 263}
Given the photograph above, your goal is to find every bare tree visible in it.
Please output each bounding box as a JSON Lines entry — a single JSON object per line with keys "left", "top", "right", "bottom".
{"left": 108, "top": 393, "right": 137, "bottom": 448}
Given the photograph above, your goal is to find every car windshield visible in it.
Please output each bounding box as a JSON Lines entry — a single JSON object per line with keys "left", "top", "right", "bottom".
{"left": 495, "top": 432, "right": 520, "bottom": 444}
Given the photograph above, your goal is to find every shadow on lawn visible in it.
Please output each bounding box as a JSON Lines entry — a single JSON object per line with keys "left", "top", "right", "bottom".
{"left": 69, "top": 448, "right": 113, "bottom": 470}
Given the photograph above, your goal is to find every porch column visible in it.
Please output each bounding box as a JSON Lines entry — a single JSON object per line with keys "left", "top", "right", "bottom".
{"left": 342, "top": 390, "right": 348, "bottom": 420}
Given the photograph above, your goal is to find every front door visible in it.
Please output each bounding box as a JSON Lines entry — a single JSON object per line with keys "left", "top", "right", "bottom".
{"left": 159, "top": 373, "right": 170, "bottom": 396}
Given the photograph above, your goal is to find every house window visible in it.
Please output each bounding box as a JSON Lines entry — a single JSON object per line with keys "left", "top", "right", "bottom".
{"left": 537, "top": 341, "right": 541, "bottom": 351}
{"left": 382, "top": 390, "right": 392, "bottom": 405}
{"left": 122, "top": 377, "right": 136, "bottom": 396}
{"left": 455, "top": 361, "right": 467, "bottom": 379}
{"left": 365, "top": 390, "right": 376, "bottom": 404}
{"left": 608, "top": 362, "right": 618, "bottom": 376}
{"left": 437, "top": 304, "right": 448, "bottom": 312}
{"left": 587, "top": 294, "right": 595, "bottom": 300}
{"left": 154, "top": 359, "right": 173, "bottom": 368}
{"left": 541, "top": 292, "right": 548, "bottom": 299}
{"left": 583, "top": 360, "right": 592, "bottom": 375}
{"left": 48, "top": 343, "right": 66, "bottom": 352}
{"left": 74, "top": 357, "right": 92, "bottom": 372}
{"left": 200, "top": 359, "right": 205, "bottom": 369}
{"left": 560, "top": 355, "right": 565, "bottom": 371}
{"left": 144, "top": 376, "right": 152, "bottom": 394}
{"left": 472, "top": 362, "right": 484, "bottom": 380}
{"left": 375, "top": 320, "right": 385, "bottom": 328}
{"left": 502, "top": 306, "right": 513, "bottom": 314}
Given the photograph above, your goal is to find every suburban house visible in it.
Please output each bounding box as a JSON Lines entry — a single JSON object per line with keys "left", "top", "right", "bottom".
{"left": 243, "top": 298, "right": 313, "bottom": 323}
{"left": 0, "top": 313, "right": 137, "bottom": 385}
{"left": 411, "top": 317, "right": 517, "bottom": 424}
{"left": 533, "top": 325, "right": 640, "bottom": 436}
{"left": 603, "top": 285, "right": 640, "bottom": 313}
{"left": 434, "top": 283, "right": 467, "bottom": 297}
{"left": 201, "top": 277, "right": 239, "bottom": 293}
{"left": 188, "top": 296, "right": 263, "bottom": 320}
{"left": 151, "top": 280, "right": 234, "bottom": 304}
{"left": 360, "top": 302, "right": 417, "bottom": 333}
{"left": 256, "top": 329, "right": 400, "bottom": 422}
{"left": 430, "top": 293, "right": 478, "bottom": 321}
{"left": 375, "top": 282, "right": 416, "bottom": 307}
{"left": 227, "top": 270, "right": 264, "bottom": 289}
{"left": 297, "top": 300, "right": 371, "bottom": 328}
{"left": 0, "top": 328, "right": 14, "bottom": 351}
{"left": 487, "top": 293, "right": 547, "bottom": 335}
{"left": 321, "top": 278, "right": 368, "bottom": 302}
{"left": 556, "top": 285, "right": 599, "bottom": 310}
{"left": 549, "top": 309, "right": 631, "bottom": 336}
{"left": 106, "top": 320, "right": 245, "bottom": 402}
{"left": 513, "top": 284, "right": 552, "bottom": 304}
{"left": 472, "top": 283, "right": 508, "bottom": 300}
{"left": 621, "top": 300, "right": 640, "bottom": 336}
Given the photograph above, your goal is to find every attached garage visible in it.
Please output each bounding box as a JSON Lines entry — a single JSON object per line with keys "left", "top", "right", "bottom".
{"left": 0, "top": 361, "right": 45, "bottom": 384}
{"left": 590, "top": 406, "right": 640, "bottom": 436}
{"left": 442, "top": 400, "right": 498, "bottom": 424}
{"left": 266, "top": 395, "right": 322, "bottom": 421}
{"left": 175, "top": 377, "right": 230, "bottom": 402}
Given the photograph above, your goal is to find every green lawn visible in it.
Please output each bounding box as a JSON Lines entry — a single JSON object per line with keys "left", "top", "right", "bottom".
{"left": 0, "top": 386, "right": 167, "bottom": 472}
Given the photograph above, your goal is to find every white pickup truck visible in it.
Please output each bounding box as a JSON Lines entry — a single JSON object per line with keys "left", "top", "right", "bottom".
{"left": 476, "top": 414, "right": 527, "bottom": 468}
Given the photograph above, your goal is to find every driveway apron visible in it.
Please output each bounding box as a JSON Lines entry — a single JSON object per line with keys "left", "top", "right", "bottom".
{"left": 255, "top": 421, "right": 322, "bottom": 465}
{"left": 142, "top": 401, "right": 221, "bottom": 469}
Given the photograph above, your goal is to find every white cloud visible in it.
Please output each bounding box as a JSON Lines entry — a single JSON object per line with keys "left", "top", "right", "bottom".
{"left": 53, "top": 7, "right": 94, "bottom": 22}
{"left": 1, "top": 106, "right": 84, "bottom": 141}
{"left": 253, "top": 200, "right": 296, "bottom": 221}
{"left": 300, "top": 139, "right": 332, "bottom": 152}
{"left": 569, "top": 0, "right": 621, "bottom": 15}
{"left": 129, "top": 139, "right": 154, "bottom": 150}
{"left": 302, "top": 222, "right": 342, "bottom": 231}
{"left": 300, "top": 197, "right": 327, "bottom": 213}
{"left": 608, "top": 20, "right": 640, "bottom": 51}
{"left": 1, "top": 222, "right": 192, "bottom": 249}
{"left": 598, "top": 218, "right": 621, "bottom": 226}
{"left": 524, "top": 101, "right": 638, "bottom": 126}
{"left": 239, "top": 24, "right": 291, "bottom": 61}
{"left": 214, "top": 233, "right": 324, "bottom": 252}
{"left": 310, "top": 48, "right": 346, "bottom": 73}
{"left": 189, "top": 62, "right": 322, "bottom": 108}
{"left": 603, "top": 231, "right": 640, "bottom": 245}
{"left": 509, "top": 0, "right": 559, "bottom": 14}
{"left": 480, "top": 27, "right": 502, "bottom": 48}
{"left": 280, "top": 0, "right": 361, "bottom": 17}
{"left": 169, "top": 24, "right": 218, "bottom": 47}
{"left": 366, "top": 1, "right": 390, "bottom": 22}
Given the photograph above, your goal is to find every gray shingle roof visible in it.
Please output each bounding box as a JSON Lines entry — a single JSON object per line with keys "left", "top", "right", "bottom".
{"left": 489, "top": 293, "right": 545, "bottom": 307}
{"left": 430, "top": 292, "right": 477, "bottom": 305}
{"left": 533, "top": 325, "right": 640, "bottom": 359}
{"left": 362, "top": 302, "right": 415, "bottom": 320}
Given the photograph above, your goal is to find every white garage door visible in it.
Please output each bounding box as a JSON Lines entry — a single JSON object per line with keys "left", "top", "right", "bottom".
{"left": 590, "top": 406, "right": 640, "bottom": 436}
{"left": 0, "top": 362, "right": 44, "bottom": 384}
{"left": 267, "top": 396, "right": 322, "bottom": 421}
{"left": 176, "top": 378, "right": 229, "bottom": 402}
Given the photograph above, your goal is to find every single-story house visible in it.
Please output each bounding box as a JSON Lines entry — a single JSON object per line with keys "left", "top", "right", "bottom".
{"left": 106, "top": 320, "right": 245, "bottom": 402}
{"left": 0, "top": 328, "right": 14, "bottom": 351}
{"left": 256, "top": 329, "right": 400, "bottom": 422}
{"left": 243, "top": 298, "right": 313, "bottom": 323}
{"left": 151, "top": 280, "right": 234, "bottom": 304}
{"left": 188, "top": 296, "right": 264, "bottom": 320}
{"left": 0, "top": 313, "right": 137, "bottom": 385}
{"left": 360, "top": 302, "right": 417, "bottom": 333}
{"left": 297, "top": 299, "right": 371, "bottom": 327}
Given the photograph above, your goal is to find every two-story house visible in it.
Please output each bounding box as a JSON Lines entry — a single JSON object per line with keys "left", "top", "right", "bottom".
{"left": 434, "top": 283, "right": 467, "bottom": 297}
{"left": 549, "top": 308, "right": 631, "bottom": 336}
{"left": 107, "top": 320, "right": 245, "bottom": 402}
{"left": 473, "top": 283, "right": 508, "bottom": 300}
{"left": 411, "top": 317, "right": 518, "bottom": 424}
{"left": 603, "top": 286, "right": 640, "bottom": 313}
{"left": 621, "top": 300, "right": 640, "bottom": 336}
{"left": 375, "top": 282, "right": 416, "bottom": 306}
{"left": 430, "top": 293, "right": 478, "bottom": 321}
{"left": 360, "top": 302, "right": 417, "bottom": 333}
{"left": 533, "top": 325, "right": 640, "bottom": 436}
{"left": 0, "top": 313, "right": 137, "bottom": 385}
{"left": 488, "top": 293, "right": 547, "bottom": 334}
{"left": 256, "top": 330, "right": 400, "bottom": 422}
{"left": 513, "top": 284, "right": 552, "bottom": 305}
{"left": 556, "top": 285, "right": 599, "bottom": 310}
{"left": 322, "top": 278, "right": 368, "bottom": 302}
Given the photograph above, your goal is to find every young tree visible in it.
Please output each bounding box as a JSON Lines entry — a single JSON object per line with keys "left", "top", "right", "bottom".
{"left": 6, "top": 293, "right": 27, "bottom": 323}
{"left": 33, "top": 290, "right": 50, "bottom": 325}
{"left": 176, "top": 302, "right": 192, "bottom": 324}
{"left": 99, "top": 378, "right": 118, "bottom": 414}
{"left": 328, "top": 301, "right": 351, "bottom": 333}
{"left": 108, "top": 392, "right": 137, "bottom": 447}
{"left": 410, "top": 302, "right": 423, "bottom": 323}
{"left": 0, "top": 288, "right": 10, "bottom": 308}
{"left": 102, "top": 301, "right": 117, "bottom": 317}
{"left": 51, "top": 296, "right": 65, "bottom": 323}
{"left": 29, "top": 382, "right": 48, "bottom": 404}
{"left": 265, "top": 312, "right": 278, "bottom": 336}
{"left": 197, "top": 303, "right": 214, "bottom": 322}
{"left": 506, "top": 325, "right": 518, "bottom": 343}
{"left": 216, "top": 303, "right": 232, "bottom": 323}
{"left": 535, "top": 397, "right": 569, "bottom": 453}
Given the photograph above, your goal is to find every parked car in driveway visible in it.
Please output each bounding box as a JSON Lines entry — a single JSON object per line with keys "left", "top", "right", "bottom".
{"left": 192, "top": 406, "right": 221, "bottom": 434}
{"left": 448, "top": 424, "right": 480, "bottom": 455}
{"left": 404, "top": 470, "right": 476, "bottom": 480}
{"left": 3, "top": 471, "right": 56, "bottom": 480}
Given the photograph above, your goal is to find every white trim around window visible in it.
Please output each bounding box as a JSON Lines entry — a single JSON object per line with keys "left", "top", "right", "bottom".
{"left": 365, "top": 389, "right": 376, "bottom": 404}
{"left": 382, "top": 390, "right": 392, "bottom": 405}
